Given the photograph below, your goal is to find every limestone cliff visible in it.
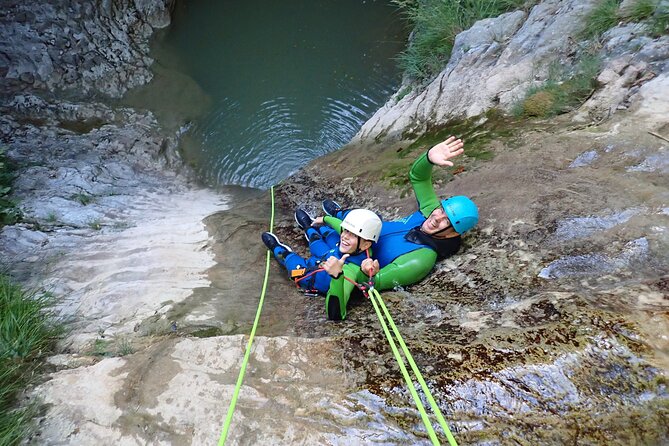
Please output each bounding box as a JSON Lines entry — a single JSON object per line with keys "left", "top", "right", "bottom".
{"left": 355, "top": 0, "right": 668, "bottom": 143}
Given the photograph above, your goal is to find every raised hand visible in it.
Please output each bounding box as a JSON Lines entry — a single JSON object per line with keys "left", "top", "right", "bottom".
{"left": 427, "top": 136, "right": 464, "bottom": 167}
{"left": 322, "top": 254, "right": 349, "bottom": 277}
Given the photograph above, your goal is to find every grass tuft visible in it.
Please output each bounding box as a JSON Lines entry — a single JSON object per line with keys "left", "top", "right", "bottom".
{"left": 584, "top": 0, "right": 669, "bottom": 39}
{"left": 627, "top": 0, "right": 657, "bottom": 21}
{"left": 649, "top": 1, "right": 669, "bottom": 36}
{"left": 581, "top": 0, "right": 621, "bottom": 40}
{"left": 393, "top": 0, "right": 534, "bottom": 82}
{"left": 514, "top": 55, "right": 601, "bottom": 118}
{"left": 71, "top": 193, "right": 94, "bottom": 206}
{"left": 0, "top": 274, "right": 62, "bottom": 445}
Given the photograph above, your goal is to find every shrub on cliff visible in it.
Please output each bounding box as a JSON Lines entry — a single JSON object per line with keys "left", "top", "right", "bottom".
{"left": 514, "top": 56, "right": 600, "bottom": 117}
{"left": 522, "top": 90, "right": 556, "bottom": 116}
{"left": 393, "top": 0, "right": 534, "bottom": 82}
{"left": 0, "top": 149, "right": 21, "bottom": 226}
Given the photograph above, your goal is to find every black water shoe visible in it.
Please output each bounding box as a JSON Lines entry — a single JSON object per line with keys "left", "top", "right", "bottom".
{"left": 294, "top": 208, "right": 314, "bottom": 231}
{"left": 261, "top": 232, "right": 292, "bottom": 253}
{"left": 322, "top": 199, "right": 342, "bottom": 217}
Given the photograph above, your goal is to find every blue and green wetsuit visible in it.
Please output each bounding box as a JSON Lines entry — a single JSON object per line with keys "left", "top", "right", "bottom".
{"left": 332, "top": 152, "right": 461, "bottom": 291}
{"left": 269, "top": 216, "right": 372, "bottom": 320}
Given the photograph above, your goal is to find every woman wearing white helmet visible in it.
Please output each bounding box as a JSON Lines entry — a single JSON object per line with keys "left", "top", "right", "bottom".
{"left": 261, "top": 208, "right": 382, "bottom": 320}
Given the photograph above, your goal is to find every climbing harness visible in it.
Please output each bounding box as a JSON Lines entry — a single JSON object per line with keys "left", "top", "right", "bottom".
{"left": 292, "top": 267, "right": 322, "bottom": 297}
{"left": 292, "top": 248, "right": 373, "bottom": 295}
{"left": 217, "top": 186, "right": 275, "bottom": 446}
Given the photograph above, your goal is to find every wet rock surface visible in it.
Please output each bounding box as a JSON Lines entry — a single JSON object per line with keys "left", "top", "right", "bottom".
{"left": 0, "top": 92, "right": 193, "bottom": 280}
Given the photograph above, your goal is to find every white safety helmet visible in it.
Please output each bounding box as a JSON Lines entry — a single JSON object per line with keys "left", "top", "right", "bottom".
{"left": 340, "top": 209, "right": 382, "bottom": 242}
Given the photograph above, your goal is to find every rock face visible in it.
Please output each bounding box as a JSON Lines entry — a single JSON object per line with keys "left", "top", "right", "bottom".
{"left": 0, "top": 0, "right": 187, "bottom": 282}
{"left": 0, "top": 0, "right": 239, "bottom": 354}
{"left": 355, "top": 0, "right": 669, "bottom": 142}
{"left": 0, "top": 0, "right": 173, "bottom": 98}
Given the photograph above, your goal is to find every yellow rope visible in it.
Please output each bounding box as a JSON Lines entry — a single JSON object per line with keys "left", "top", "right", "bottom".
{"left": 371, "top": 288, "right": 458, "bottom": 446}
{"left": 217, "top": 186, "right": 275, "bottom": 445}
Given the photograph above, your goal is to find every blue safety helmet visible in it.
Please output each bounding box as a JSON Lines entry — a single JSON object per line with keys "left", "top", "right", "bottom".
{"left": 441, "top": 196, "right": 479, "bottom": 234}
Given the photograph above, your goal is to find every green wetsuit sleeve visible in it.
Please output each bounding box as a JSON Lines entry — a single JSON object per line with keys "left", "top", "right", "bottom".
{"left": 410, "top": 152, "right": 441, "bottom": 218}
{"left": 323, "top": 216, "right": 343, "bottom": 234}
{"left": 325, "top": 262, "right": 365, "bottom": 320}
{"left": 373, "top": 248, "right": 437, "bottom": 291}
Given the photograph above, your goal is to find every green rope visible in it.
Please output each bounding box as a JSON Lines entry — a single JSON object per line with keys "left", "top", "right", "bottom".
{"left": 368, "top": 290, "right": 440, "bottom": 445}
{"left": 217, "top": 186, "right": 275, "bottom": 446}
{"left": 372, "top": 288, "right": 459, "bottom": 446}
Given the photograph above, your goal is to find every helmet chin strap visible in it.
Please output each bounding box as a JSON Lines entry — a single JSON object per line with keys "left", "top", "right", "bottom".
{"left": 350, "top": 236, "right": 372, "bottom": 256}
{"left": 351, "top": 236, "right": 362, "bottom": 255}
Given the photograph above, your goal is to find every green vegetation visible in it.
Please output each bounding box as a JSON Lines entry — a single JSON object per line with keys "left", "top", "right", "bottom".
{"left": 71, "top": 193, "right": 94, "bottom": 206}
{"left": 87, "top": 335, "right": 134, "bottom": 357}
{"left": 1, "top": 274, "right": 62, "bottom": 445}
{"left": 581, "top": 0, "right": 622, "bottom": 39}
{"left": 583, "top": 0, "right": 669, "bottom": 40}
{"left": 648, "top": 2, "right": 669, "bottom": 36}
{"left": 401, "top": 110, "right": 512, "bottom": 160}
{"left": 88, "top": 219, "right": 102, "bottom": 230}
{"left": 513, "top": 0, "right": 668, "bottom": 118}
{"left": 395, "top": 85, "right": 413, "bottom": 103}
{"left": 0, "top": 149, "right": 21, "bottom": 226}
{"left": 393, "top": 0, "right": 666, "bottom": 84}
{"left": 116, "top": 338, "right": 134, "bottom": 356}
{"left": 628, "top": 0, "right": 657, "bottom": 21}
{"left": 393, "top": 0, "right": 533, "bottom": 82}
{"left": 514, "top": 55, "right": 601, "bottom": 118}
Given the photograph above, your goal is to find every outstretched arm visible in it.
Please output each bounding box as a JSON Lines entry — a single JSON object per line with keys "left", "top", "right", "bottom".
{"left": 322, "top": 215, "right": 343, "bottom": 234}
{"left": 410, "top": 136, "right": 464, "bottom": 218}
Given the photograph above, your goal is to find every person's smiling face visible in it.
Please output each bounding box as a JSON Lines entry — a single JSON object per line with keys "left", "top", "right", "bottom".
{"left": 339, "top": 229, "right": 373, "bottom": 254}
{"left": 420, "top": 207, "right": 451, "bottom": 236}
{"left": 338, "top": 229, "right": 358, "bottom": 254}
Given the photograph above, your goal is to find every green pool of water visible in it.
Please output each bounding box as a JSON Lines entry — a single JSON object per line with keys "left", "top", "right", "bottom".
{"left": 125, "top": 0, "right": 406, "bottom": 189}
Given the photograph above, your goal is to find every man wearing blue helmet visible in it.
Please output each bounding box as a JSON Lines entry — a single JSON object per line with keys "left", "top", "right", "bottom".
{"left": 322, "top": 136, "right": 479, "bottom": 290}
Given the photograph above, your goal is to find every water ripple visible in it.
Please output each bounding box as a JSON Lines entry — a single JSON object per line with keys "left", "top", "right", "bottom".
{"left": 185, "top": 70, "right": 398, "bottom": 189}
